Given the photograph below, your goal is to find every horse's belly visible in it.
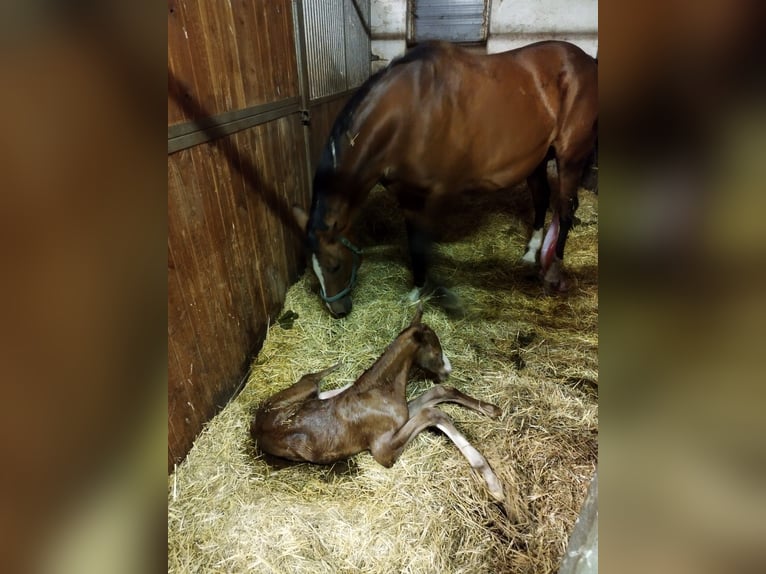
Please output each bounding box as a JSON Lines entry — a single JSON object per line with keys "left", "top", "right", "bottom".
{"left": 474, "top": 147, "right": 550, "bottom": 190}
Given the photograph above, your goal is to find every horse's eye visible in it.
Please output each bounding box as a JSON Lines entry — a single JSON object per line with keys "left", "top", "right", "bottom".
{"left": 328, "top": 263, "right": 341, "bottom": 273}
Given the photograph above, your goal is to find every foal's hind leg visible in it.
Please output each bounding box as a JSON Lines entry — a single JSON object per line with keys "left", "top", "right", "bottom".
{"left": 261, "top": 364, "right": 340, "bottom": 408}
{"left": 369, "top": 407, "right": 504, "bottom": 502}
{"left": 408, "top": 385, "right": 502, "bottom": 419}
{"left": 522, "top": 159, "right": 551, "bottom": 265}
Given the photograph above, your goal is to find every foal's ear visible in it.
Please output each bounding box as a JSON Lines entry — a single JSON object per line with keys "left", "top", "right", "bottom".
{"left": 410, "top": 302, "right": 424, "bottom": 326}
{"left": 292, "top": 205, "right": 309, "bottom": 232}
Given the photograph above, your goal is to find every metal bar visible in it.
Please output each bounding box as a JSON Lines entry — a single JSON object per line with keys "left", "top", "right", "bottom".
{"left": 307, "top": 88, "right": 357, "bottom": 107}
{"left": 167, "top": 97, "right": 302, "bottom": 154}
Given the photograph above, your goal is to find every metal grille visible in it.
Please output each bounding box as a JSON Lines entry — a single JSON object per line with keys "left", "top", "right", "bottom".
{"left": 345, "top": 0, "right": 371, "bottom": 90}
{"left": 302, "top": 0, "right": 371, "bottom": 100}
{"left": 411, "top": 0, "right": 488, "bottom": 43}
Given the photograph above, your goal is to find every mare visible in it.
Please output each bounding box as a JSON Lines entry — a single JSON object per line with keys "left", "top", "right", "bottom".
{"left": 293, "top": 40, "right": 598, "bottom": 317}
{"left": 251, "top": 305, "right": 505, "bottom": 502}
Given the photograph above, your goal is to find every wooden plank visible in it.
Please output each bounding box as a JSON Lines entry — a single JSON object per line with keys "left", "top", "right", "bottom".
{"left": 168, "top": 0, "right": 299, "bottom": 127}
{"left": 167, "top": 116, "right": 310, "bottom": 469}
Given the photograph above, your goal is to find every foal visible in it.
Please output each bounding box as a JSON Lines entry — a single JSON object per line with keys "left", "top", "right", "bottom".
{"left": 251, "top": 306, "right": 505, "bottom": 502}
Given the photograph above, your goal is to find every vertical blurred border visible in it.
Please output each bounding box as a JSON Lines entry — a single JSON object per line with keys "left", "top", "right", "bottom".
{"left": 0, "top": 1, "right": 165, "bottom": 573}
{"left": 600, "top": 0, "right": 766, "bottom": 572}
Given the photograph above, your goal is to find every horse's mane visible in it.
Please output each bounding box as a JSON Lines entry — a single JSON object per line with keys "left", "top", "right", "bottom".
{"left": 315, "top": 43, "right": 442, "bottom": 180}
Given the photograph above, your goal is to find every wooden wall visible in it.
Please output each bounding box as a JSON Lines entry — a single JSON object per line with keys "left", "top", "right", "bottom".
{"left": 168, "top": 0, "right": 299, "bottom": 125}
{"left": 168, "top": 0, "right": 366, "bottom": 470}
{"left": 168, "top": 0, "right": 305, "bottom": 470}
{"left": 167, "top": 118, "right": 308, "bottom": 470}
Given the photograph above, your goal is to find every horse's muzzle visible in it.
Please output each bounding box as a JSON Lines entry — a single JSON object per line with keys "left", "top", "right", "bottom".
{"left": 327, "top": 296, "right": 352, "bottom": 318}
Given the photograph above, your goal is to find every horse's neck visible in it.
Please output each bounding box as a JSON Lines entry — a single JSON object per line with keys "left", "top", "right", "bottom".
{"left": 355, "top": 332, "right": 418, "bottom": 395}
{"left": 316, "top": 113, "right": 393, "bottom": 219}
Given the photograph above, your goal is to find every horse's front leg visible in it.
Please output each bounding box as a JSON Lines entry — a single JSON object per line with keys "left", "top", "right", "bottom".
{"left": 404, "top": 217, "right": 431, "bottom": 302}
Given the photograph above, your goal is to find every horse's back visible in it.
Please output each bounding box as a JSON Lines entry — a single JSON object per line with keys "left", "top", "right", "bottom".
{"left": 374, "top": 41, "right": 596, "bottom": 191}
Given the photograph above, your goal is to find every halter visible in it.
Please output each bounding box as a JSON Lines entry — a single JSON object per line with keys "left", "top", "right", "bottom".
{"left": 319, "top": 236, "right": 363, "bottom": 303}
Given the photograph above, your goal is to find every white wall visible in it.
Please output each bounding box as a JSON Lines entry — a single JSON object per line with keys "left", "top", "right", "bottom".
{"left": 487, "top": 0, "right": 597, "bottom": 57}
{"left": 370, "top": 0, "right": 408, "bottom": 72}
{"left": 370, "top": 0, "right": 598, "bottom": 70}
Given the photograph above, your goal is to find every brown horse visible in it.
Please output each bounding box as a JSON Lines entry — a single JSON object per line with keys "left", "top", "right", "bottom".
{"left": 294, "top": 40, "right": 598, "bottom": 317}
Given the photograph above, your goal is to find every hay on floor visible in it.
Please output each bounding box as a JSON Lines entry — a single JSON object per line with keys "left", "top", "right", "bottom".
{"left": 168, "top": 183, "right": 598, "bottom": 573}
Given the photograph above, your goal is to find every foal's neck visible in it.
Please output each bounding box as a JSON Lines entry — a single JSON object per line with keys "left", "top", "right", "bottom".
{"left": 355, "top": 329, "right": 419, "bottom": 394}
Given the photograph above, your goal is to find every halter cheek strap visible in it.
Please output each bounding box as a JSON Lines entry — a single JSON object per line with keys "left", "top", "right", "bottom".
{"left": 319, "top": 236, "right": 363, "bottom": 303}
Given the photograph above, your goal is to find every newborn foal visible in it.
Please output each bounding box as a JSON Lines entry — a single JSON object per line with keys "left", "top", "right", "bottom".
{"left": 251, "top": 306, "right": 504, "bottom": 502}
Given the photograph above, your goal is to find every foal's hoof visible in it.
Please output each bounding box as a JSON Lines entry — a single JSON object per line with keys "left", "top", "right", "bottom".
{"left": 484, "top": 403, "right": 503, "bottom": 419}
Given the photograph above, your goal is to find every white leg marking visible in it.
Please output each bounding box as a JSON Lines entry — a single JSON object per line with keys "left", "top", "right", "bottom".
{"left": 317, "top": 382, "right": 353, "bottom": 400}
{"left": 522, "top": 228, "right": 543, "bottom": 264}
{"left": 405, "top": 286, "right": 422, "bottom": 303}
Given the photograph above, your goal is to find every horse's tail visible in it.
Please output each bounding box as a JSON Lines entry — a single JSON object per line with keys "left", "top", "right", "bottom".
{"left": 580, "top": 113, "right": 598, "bottom": 193}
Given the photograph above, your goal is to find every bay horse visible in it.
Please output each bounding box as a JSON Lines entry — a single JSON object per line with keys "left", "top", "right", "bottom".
{"left": 251, "top": 304, "right": 505, "bottom": 502}
{"left": 293, "top": 40, "right": 598, "bottom": 317}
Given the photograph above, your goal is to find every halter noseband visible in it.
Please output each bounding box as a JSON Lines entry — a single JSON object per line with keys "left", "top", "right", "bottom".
{"left": 319, "top": 236, "right": 363, "bottom": 303}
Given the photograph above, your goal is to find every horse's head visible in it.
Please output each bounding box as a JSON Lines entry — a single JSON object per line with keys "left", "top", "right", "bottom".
{"left": 294, "top": 205, "right": 362, "bottom": 318}
{"left": 409, "top": 304, "right": 452, "bottom": 382}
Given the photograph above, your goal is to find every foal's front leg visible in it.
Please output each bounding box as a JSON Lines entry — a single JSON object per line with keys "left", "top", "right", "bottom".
{"left": 369, "top": 406, "right": 504, "bottom": 502}
{"left": 407, "top": 385, "right": 502, "bottom": 419}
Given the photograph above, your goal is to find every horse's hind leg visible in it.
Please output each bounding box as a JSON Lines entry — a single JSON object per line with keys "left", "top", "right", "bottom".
{"left": 369, "top": 406, "right": 504, "bottom": 502}
{"left": 543, "top": 157, "right": 587, "bottom": 289}
{"left": 522, "top": 158, "right": 551, "bottom": 264}
{"left": 408, "top": 385, "right": 502, "bottom": 419}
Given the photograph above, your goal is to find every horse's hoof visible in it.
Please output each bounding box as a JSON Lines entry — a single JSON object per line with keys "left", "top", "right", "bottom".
{"left": 404, "top": 286, "right": 422, "bottom": 303}
{"left": 543, "top": 278, "right": 570, "bottom": 294}
{"left": 431, "top": 286, "right": 464, "bottom": 316}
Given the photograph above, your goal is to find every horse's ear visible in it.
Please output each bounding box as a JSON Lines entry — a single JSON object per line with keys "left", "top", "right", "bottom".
{"left": 292, "top": 205, "right": 309, "bottom": 232}
{"left": 410, "top": 302, "right": 423, "bottom": 326}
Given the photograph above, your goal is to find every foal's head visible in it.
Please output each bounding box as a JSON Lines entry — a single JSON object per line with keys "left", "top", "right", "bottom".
{"left": 408, "top": 305, "right": 452, "bottom": 382}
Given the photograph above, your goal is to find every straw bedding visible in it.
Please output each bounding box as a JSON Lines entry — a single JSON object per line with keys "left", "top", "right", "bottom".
{"left": 168, "top": 182, "right": 598, "bottom": 573}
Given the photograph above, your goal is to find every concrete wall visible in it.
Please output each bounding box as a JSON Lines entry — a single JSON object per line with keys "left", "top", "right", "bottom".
{"left": 488, "top": 0, "right": 597, "bottom": 57}
{"left": 371, "top": 0, "right": 597, "bottom": 71}
{"left": 370, "top": 0, "right": 408, "bottom": 72}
